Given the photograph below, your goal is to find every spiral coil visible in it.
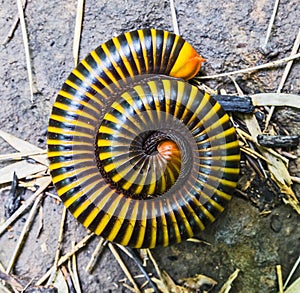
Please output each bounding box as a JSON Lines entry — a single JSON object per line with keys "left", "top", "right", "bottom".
{"left": 48, "top": 29, "right": 240, "bottom": 248}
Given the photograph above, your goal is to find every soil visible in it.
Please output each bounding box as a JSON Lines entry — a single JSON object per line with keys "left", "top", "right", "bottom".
{"left": 0, "top": 0, "right": 300, "bottom": 292}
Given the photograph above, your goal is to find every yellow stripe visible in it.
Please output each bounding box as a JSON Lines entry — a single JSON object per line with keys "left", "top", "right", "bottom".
{"left": 71, "top": 182, "right": 106, "bottom": 213}
{"left": 135, "top": 202, "right": 147, "bottom": 248}
{"left": 192, "top": 175, "right": 233, "bottom": 201}
{"left": 188, "top": 92, "right": 211, "bottom": 130}
{"left": 124, "top": 32, "right": 142, "bottom": 74}
{"left": 121, "top": 91, "right": 148, "bottom": 128}
{"left": 159, "top": 201, "right": 169, "bottom": 246}
{"left": 73, "top": 185, "right": 104, "bottom": 218}
{"left": 147, "top": 80, "right": 161, "bottom": 121}
{"left": 112, "top": 37, "right": 135, "bottom": 77}
{"left": 191, "top": 195, "right": 216, "bottom": 222}
{"left": 182, "top": 187, "right": 205, "bottom": 231}
{"left": 102, "top": 42, "right": 126, "bottom": 81}
{"left": 71, "top": 69, "right": 109, "bottom": 100}
{"left": 49, "top": 158, "right": 93, "bottom": 171}
{"left": 81, "top": 58, "right": 113, "bottom": 95}
{"left": 52, "top": 166, "right": 92, "bottom": 184}
{"left": 173, "top": 195, "right": 193, "bottom": 237}
{"left": 151, "top": 29, "right": 157, "bottom": 70}
{"left": 195, "top": 163, "right": 240, "bottom": 175}
{"left": 50, "top": 114, "right": 94, "bottom": 130}
{"left": 64, "top": 180, "right": 104, "bottom": 207}
{"left": 107, "top": 198, "right": 131, "bottom": 241}
{"left": 160, "top": 31, "right": 169, "bottom": 70}
{"left": 47, "top": 139, "right": 91, "bottom": 146}
{"left": 196, "top": 127, "right": 237, "bottom": 143}
{"left": 57, "top": 172, "right": 98, "bottom": 197}
{"left": 94, "top": 191, "right": 120, "bottom": 235}
{"left": 202, "top": 140, "right": 239, "bottom": 151}
{"left": 161, "top": 79, "right": 172, "bottom": 121}
{"left": 167, "top": 34, "right": 181, "bottom": 69}
{"left": 64, "top": 80, "right": 106, "bottom": 106}
{"left": 57, "top": 90, "right": 101, "bottom": 117}
{"left": 120, "top": 201, "right": 138, "bottom": 246}
{"left": 166, "top": 199, "right": 181, "bottom": 243}
{"left": 48, "top": 150, "right": 93, "bottom": 158}
{"left": 90, "top": 50, "right": 120, "bottom": 89}
{"left": 137, "top": 30, "right": 148, "bottom": 73}
{"left": 48, "top": 126, "right": 93, "bottom": 138}
{"left": 148, "top": 204, "right": 157, "bottom": 248}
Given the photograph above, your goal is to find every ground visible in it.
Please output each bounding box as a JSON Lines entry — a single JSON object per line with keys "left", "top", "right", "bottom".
{"left": 0, "top": 0, "right": 300, "bottom": 292}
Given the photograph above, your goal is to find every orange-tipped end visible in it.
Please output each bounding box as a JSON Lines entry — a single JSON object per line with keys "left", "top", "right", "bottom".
{"left": 157, "top": 141, "right": 181, "bottom": 161}
{"left": 169, "top": 41, "right": 206, "bottom": 80}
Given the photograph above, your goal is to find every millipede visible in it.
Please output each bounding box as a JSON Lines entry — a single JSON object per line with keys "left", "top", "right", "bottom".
{"left": 47, "top": 28, "right": 240, "bottom": 248}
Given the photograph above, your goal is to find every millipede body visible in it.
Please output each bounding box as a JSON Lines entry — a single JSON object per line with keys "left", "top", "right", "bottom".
{"left": 47, "top": 29, "right": 240, "bottom": 248}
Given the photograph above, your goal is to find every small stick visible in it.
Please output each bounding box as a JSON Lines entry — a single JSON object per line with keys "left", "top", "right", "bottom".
{"left": 283, "top": 255, "right": 300, "bottom": 289}
{"left": 265, "top": 29, "right": 300, "bottom": 129}
{"left": 219, "top": 269, "right": 240, "bottom": 293}
{"left": 16, "top": 0, "right": 34, "bottom": 102}
{"left": 69, "top": 241, "right": 82, "bottom": 293}
{"left": 108, "top": 243, "right": 141, "bottom": 293}
{"left": 0, "top": 150, "right": 47, "bottom": 162}
{"left": 85, "top": 237, "right": 106, "bottom": 273}
{"left": 276, "top": 265, "right": 284, "bottom": 293}
{"left": 73, "top": 0, "right": 85, "bottom": 66}
{"left": 257, "top": 134, "right": 299, "bottom": 148}
{"left": 36, "top": 204, "right": 44, "bottom": 238}
{"left": 291, "top": 176, "right": 300, "bottom": 184}
{"left": 117, "top": 245, "right": 158, "bottom": 293}
{"left": 146, "top": 248, "right": 169, "bottom": 290}
{"left": 0, "top": 176, "right": 51, "bottom": 236}
{"left": 47, "top": 206, "right": 67, "bottom": 284}
{"left": 2, "top": 0, "right": 27, "bottom": 45}
{"left": 263, "top": 0, "right": 280, "bottom": 49}
{"left": 146, "top": 249, "right": 162, "bottom": 279}
{"left": 0, "top": 271, "right": 24, "bottom": 292}
{"left": 35, "top": 233, "right": 95, "bottom": 286}
{"left": 6, "top": 192, "right": 44, "bottom": 274}
{"left": 169, "top": 0, "right": 179, "bottom": 35}
{"left": 197, "top": 52, "right": 300, "bottom": 80}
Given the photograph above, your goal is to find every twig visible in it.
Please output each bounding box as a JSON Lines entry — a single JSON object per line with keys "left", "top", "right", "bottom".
{"left": 0, "top": 271, "right": 24, "bottom": 292}
{"left": 85, "top": 237, "right": 106, "bottom": 273}
{"left": 146, "top": 249, "right": 162, "bottom": 279}
{"left": 146, "top": 248, "right": 169, "bottom": 290}
{"left": 276, "top": 265, "right": 284, "bottom": 293}
{"left": 0, "top": 150, "right": 47, "bottom": 161}
{"left": 0, "top": 176, "right": 51, "bottom": 236}
{"left": 36, "top": 204, "right": 43, "bottom": 238}
{"left": 169, "top": 0, "right": 179, "bottom": 35}
{"left": 6, "top": 192, "right": 44, "bottom": 274}
{"left": 68, "top": 241, "right": 82, "bottom": 293}
{"left": 73, "top": 0, "right": 85, "bottom": 66}
{"left": 47, "top": 206, "right": 67, "bottom": 284}
{"left": 263, "top": 0, "right": 280, "bottom": 49}
{"left": 16, "top": 0, "right": 34, "bottom": 102}
{"left": 284, "top": 255, "right": 300, "bottom": 289}
{"left": 108, "top": 243, "right": 141, "bottom": 293}
{"left": 219, "top": 269, "right": 240, "bottom": 293}
{"left": 197, "top": 52, "right": 300, "bottom": 80}
{"left": 35, "top": 233, "right": 95, "bottom": 286}
{"left": 2, "top": 0, "right": 27, "bottom": 45}
{"left": 264, "top": 29, "right": 300, "bottom": 129}
{"left": 117, "top": 245, "right": 159, "bottom": 293}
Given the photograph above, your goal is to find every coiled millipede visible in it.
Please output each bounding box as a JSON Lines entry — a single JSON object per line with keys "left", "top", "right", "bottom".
{"left": 47, "top": 29, "right": 240, "bottom": 248}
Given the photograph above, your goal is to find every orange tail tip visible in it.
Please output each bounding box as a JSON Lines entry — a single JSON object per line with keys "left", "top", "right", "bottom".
{"left": 170, "top": 41, "right": 206, "bottom": 80}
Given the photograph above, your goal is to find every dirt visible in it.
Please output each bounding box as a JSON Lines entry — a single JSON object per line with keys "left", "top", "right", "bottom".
{"left": 0, "top": 0, "right": 300, "bottom": 292}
